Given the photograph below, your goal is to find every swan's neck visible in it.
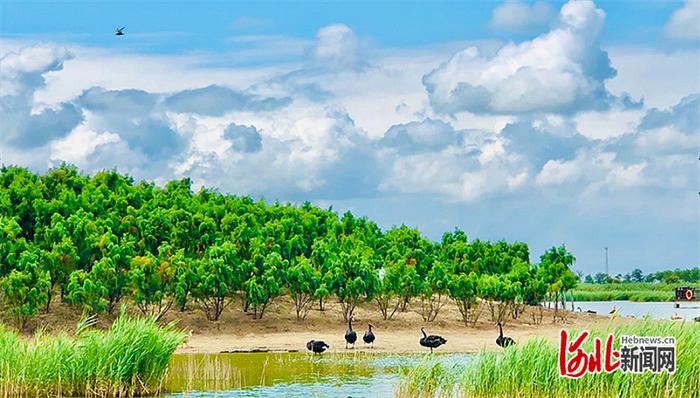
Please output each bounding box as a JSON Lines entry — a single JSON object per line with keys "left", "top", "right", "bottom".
{"left": 421, "top": 329, "right": 427, "bottom": 338}
{"left": 348, "top": 319, "right": 352, "bottom": 330}
{"left": 368, "top": 325, "right": 372, "bottom": 332}
{"left": 498, "top": 324, "right": 503, "bottom": 338}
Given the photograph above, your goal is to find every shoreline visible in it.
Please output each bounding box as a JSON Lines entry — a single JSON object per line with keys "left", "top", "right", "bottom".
{"left": 172, "top": 299, "right": 614, "bottom": 355}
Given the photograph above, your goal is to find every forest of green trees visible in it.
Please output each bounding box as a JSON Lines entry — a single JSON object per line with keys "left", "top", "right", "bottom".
{"left": 0, "top": 165, "right": 579, "bottom": 329}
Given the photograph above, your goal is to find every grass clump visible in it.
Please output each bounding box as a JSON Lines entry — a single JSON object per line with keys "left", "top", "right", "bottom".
{"left": 0, "top": 314, "right": 185, "bottom": 397}
{"left": 397, "top": 319, "right": 700, "bottom": 398}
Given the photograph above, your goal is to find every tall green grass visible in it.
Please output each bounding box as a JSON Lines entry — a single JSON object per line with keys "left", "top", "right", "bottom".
{"left": 397, "top": 319, "right": 700, "bottom": 398}
{"left": 0, "top": 314, "right": 185, "bottom": 397}
{"left": 568, "top": 283, "right": 685, "bottom": 302}
{"left": 569, "top": 290, "right": 673, "bottom": 302}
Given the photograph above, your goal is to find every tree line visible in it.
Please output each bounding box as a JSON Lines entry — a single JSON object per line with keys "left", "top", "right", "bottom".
{"left": 583, "top": 267, "right": 700, "bottom": 285}
{"left": 0, "top": 165, "right": 577, "bottom": 329}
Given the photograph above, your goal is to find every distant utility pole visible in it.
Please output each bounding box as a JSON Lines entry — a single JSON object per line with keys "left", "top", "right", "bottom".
{"left": 605, "top": 247, "right": 609, "bottom": 276}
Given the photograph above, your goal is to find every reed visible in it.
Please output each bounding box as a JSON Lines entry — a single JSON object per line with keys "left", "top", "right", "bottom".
{"left": 397, "top": 319, "right": 700, "bottom": 398}
{"left": 568, "top": 282, "right": 686, "bottom": 302}
{"left": 0, "top": 314, "right": 185, "bottom": 397}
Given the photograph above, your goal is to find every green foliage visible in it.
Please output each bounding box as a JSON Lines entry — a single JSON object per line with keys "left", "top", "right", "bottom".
{"left": 0, "top": 165, "right": 584, "bottom": 326}
{"left": 325, "top": 236, "right": 380, "bottom": 321}
{"left": 0, "top": 250, "right": 51, "bottom": 328}
{"left": 245, "top": 252, "right": 285, "bottom": 319}
{"left": 375, "top": 226, "right": 427, "bottom": 320}
{"left": 190, "top": 246, "right": 241, "bottom": 321}
{"left": 127, "top": 247, "right": 175, "bottom": 320}
{"left": 447, "top": 271, "right": 479, "bottom": 326}
{"left": 419, "top": 261, "right": 450, "bottom": 322}
{"left": 284, "top": 256, "right": 320, "bottom": 320}
{"left": 67, "top": 256, "right": 125, "bottom": 315}
{"left": 66, "top": 270, "right": 109, "bottom": 315}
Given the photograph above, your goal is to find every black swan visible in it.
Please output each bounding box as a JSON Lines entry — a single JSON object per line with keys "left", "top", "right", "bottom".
{"left": 345, "top": 317, "right": 357, "bottom": 349}
{"left": 496, "top": 322, "right": 515, "bottom": 348}
{"left": 363, "top": 323, "right": 375, "bottom": 348}
{"left": 306, "top": 340, "right": 329, "bottom": 354}
{"left": 419, "top": 328, "right": 446, "bottom": 353}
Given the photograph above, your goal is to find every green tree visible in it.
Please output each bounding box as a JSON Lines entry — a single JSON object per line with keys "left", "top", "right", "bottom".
{"left": 191, "top": 243, "right": 243, "bottom": 321}
{"left": 374, "top": 261, "right": 421, "bottom": 320}
{"left": 448, "top": 271, "right": 480, "bottom": 326}
{"left": 127, "top": 249, "right": 176, "bottom": 321}
{"left": 630, "top": 268, "right": 644, "bottom": 282}
{"left": 1, "top": 250, "right": 51, "bottom": 328}
{"left": 284, "top": 256, "right": 320, "bottom": 320}
{"left": 539, "top": 245, "right": 577, "bottom": 321}
{"left": 67, "top": 256, "right": 125, "bottom": 314}
{"left": 419, "top": 261, "right": 449, "bottom": 322}
{"left": 326, "top": 237, "right": 379, "bottom": 321}
{"left": 66, "top": 269, "right": 109, "bottom": 315}
{"left": 245, "top": 252, "right": 285, "bottom": 319}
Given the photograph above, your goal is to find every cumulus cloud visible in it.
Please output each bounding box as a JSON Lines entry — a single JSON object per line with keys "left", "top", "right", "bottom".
{"left": 423, "top": 0, "right": 628, "bottom": 115}
{"left": 500, "top": 117, "right": 592, "bottom": 170}
{"left": 174, "top": 107, "right": 379, "bottom": 200}
{"left": 223, "top": 123, "right": 262, "bottom": 153}
{"left": 379, "top": 118, "right": 464, "bottom": 154}
{"left": 376, "top": 118, "right": 529, "bottom": 201}
{"left": 536, "top": 94, "right": 699, "bottom": 192}
{"left": 665, "top": 0, "right": 700, "bottom": 39}
{"left": 310, "top": 24, "right": 363, "bottom": 69}
{"left": 489, "top": 0, "right": 556, "bottom": 33}
{"left": 163, "top": 85, "right": 291, "bottom": 116}
{"left": 611, "top": 94, "right": 699, "bottom": 164}
{"left": 77, "top": 87, "right": 184, "bottom": 158}
{"left": 0, "top": 45, "right": 83, "bottom": 148}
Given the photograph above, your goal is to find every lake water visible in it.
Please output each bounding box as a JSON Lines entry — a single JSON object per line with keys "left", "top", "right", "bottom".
{"left": 574, "top": 300, "right": 700, "bottom": 321}
{"left": 164, "top": 352, "right": 469, "bottom": 398}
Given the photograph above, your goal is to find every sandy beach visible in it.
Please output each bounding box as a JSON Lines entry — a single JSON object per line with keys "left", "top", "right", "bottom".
{"left": 170, "top": 296, "right": 615, "bottom": 354}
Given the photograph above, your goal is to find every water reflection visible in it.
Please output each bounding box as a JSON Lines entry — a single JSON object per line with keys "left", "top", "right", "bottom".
{"left": 164, "top": 352, "right": 470, "bottom": 398}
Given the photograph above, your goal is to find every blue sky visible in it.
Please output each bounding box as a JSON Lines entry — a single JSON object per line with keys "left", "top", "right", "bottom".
{"left": 0, "top": 1, "right": 693, "bottom": 54}
{"left": 0, "top": 0, "right": 698, "bottom": 275}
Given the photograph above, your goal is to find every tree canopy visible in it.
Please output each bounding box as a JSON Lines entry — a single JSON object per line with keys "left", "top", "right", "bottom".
{"left": 0, "top": 165, "right": 579, "bottom": 328}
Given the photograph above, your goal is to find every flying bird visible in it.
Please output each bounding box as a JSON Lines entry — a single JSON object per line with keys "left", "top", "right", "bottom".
{"left": 115, "top": 27, "right": 125, "bottom": 36}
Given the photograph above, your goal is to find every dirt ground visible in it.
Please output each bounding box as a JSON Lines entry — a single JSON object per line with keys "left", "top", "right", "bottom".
{"left": 169, "top": 296, "right": 618, "bottom": 354}
{"left": 12, "top": 295, "right": 621, "bottom": 354}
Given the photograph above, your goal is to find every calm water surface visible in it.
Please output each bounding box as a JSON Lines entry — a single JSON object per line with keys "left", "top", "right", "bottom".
{"left": 164, "top": 352, "right": 470, "bottom": 398}
{"left": 574, "top": 300, "right": 700, "bottom": 321}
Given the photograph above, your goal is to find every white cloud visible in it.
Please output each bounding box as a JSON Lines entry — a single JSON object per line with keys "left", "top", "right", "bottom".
{"left": 0, "top": 44, "right": 83, "bottom": 148}
{"left": 311, "top": 24, "right": 362, "bottom": 68}
{"left": 606, "top": 47, "right": 700, "bottom": 109}
{"left": 574, "top": 107, "right": 645, "bottom": 140}
{"left": 535, "top": 149, "right": 646, "bottom": 189}
{"left": 50, "top": 125, "right": 120, "bottom": 163}
{"left": 424, "top": 0, "right": 625, "bottom": 115}
{"left": 665, "top": 0, "right": 700, "bottom": 39}
{"left": 489, "top": 0, "right": 555, "bottom": 33}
